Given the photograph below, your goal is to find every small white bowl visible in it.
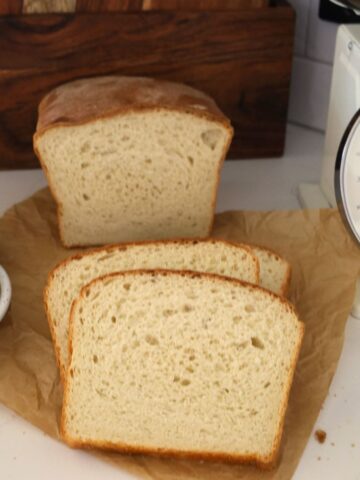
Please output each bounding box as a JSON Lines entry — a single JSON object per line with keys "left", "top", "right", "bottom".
{"left": 0, "top": 265, "right": 11, "bottom": 322}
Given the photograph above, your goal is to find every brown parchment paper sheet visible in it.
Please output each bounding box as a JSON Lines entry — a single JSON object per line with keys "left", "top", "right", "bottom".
{"left": 0, "top": 188, "right": 359, "bottom": 479}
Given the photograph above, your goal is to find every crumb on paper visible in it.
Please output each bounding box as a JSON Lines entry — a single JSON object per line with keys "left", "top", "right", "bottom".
{"left": 351, "top": 443, "right": 356, "bottom": 448}
{"left": 315, "top": 429, "right": 327, "bottom": 444}
{"left": 317, "top": 456, "right": 321, "bottom": 461}
{"left": 331, "top": 442, "right": 335, "bottom": 446}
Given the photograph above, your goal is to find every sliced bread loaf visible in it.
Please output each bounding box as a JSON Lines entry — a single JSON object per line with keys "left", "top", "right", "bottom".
{"left": 45, "top": 239, "right": 259, "bottom": 378}
{"left": 253, "top": 246, "right": 291, "bottom": 296}
{"left": 34, "top": 76, "right": 233, "bottom": 247}
{"left": 62, "top": 270, "right": 303, "bottom": 468}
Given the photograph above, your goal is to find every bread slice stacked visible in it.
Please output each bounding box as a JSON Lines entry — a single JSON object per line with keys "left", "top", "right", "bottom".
{"left": 44, "top": 238, "right": 302, "bottom": 468}
{"left": 62, "top": 270, "right": 303, "bottom": 468}
{"left": 45, "top": 239, "right": 259, "bottom": 378}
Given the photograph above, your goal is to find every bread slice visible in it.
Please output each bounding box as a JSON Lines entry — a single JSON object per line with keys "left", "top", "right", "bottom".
{"left": 45, "top": 239, "right": 259, "bottom": 379}
{"left": 252, "top": 246, "right": 291, "bottom": 297}
{"left": 62, "top": 270, "right": 304, "bottom": 468}
{"left": 33, "top": 76, "right": 233, "bottom": 248}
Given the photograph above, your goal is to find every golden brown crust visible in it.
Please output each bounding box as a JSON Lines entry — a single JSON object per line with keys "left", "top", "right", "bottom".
{"left": 62, "top": 268, "right": 303, "bottom": 468}
{"left": 33, "top": 76, "right": 233, "bottom": 249}
{"left": 269, "top": 320, "right": 304, "bottom": 464}
{"left": 280, "top": 263, "right": 292, "bottom": 297}
{"left": 33, "top": 144, "right": 67, "bottom": 246}
{"left": 43, "top": 279, "right": 65, "bottom": 375}
{"left": 62, "top": 435, "right": 276, "bottom": 470}
{"left": 35, "top": 76, "right": 231, "bottom": 134}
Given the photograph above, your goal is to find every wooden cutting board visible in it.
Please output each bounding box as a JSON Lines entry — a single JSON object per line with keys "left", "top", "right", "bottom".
{"left": 0, "top": 0, "right": 294, "bottom": 169}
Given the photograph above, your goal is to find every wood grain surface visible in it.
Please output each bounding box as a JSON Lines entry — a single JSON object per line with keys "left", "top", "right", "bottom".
{"left": 0, "top": 0, "right": 269, "bottom": 15}
{"left": 0, "top": 0, "right": 23, "bottom": 15}
{"left": 0, "top": 6, "right": 294, "bottom": 168}
{"left": 22, "top": 0, "right": 77, "bottom": 13}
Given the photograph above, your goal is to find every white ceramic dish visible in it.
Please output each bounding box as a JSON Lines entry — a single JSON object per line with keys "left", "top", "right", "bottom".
{"left": 0, "top": 265, "right": 11, "bottom": 322}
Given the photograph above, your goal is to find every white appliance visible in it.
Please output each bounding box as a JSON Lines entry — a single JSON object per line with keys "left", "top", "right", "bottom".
{"left": 298, "top": 25, "right": 360, "bottom": 319}
{"left": 298, "top": 24, "right": 360, "bottom": 208}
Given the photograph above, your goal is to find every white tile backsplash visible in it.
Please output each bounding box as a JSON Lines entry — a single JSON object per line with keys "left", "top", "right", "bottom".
{"left": 306, "top": 0, "right": 338, "bottom": 63}
{"left": 288, "top": 56, "right": 333, "bottom": 131}
{"left": 288, "top": 0, "right": 310, "bottom": 55}
{"left": 287, "top": 0, "right": 338, "bottom": 131}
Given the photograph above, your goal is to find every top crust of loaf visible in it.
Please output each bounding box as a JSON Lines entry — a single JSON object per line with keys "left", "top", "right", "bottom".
{"left": 35, "top": 76, "right": 232, "bottom": 135}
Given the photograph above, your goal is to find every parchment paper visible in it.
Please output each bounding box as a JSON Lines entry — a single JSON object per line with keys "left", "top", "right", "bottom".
{"left": 0, "top": 188, "right": 359, "bottom": 479}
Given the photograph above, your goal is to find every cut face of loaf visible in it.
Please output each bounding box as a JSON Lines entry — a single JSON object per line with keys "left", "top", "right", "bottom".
{"left": 62, "top": 270, "right": 304, "bottom": 467}
{"left": 44, "top": 239, "right": 259, "bottom": 378}
{"left": 34, "top": 76, "right": 233, "bottom": 247}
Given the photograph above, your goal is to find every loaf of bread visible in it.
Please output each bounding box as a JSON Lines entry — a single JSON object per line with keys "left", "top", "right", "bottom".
{"left": 44, "top": 239, "right": 259, "bottom": 378}
{"left": 34, "top": 76, "right": 233, "bottom": 247}
{"left": 62, "top": 270, "right": 304, "bottom": 467}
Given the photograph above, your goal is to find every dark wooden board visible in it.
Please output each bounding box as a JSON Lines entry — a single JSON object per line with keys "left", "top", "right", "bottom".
{"left": 0, "top": 6, "right": 294, "bottom": 169}
{"left": 75, "top": 0, "right": 269, "bottom": 11}
{"left": 0, "top": 0, "right": 269, "bottom": 15}
{"left": 0, "top": 0, "right": 23, "bottom": 15}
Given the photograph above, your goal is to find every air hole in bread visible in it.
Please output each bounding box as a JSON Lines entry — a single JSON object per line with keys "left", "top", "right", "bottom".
{"left": 111, "top": 316, "right": 117, "bottom": 324}
{"left": 201, "top": 129, "right": 221, "bottom": 150}
{"left": 80, "top": 142, "right": 90, "bottom": 153}
{"left": 145, "top": 334, "right": 159, "bottom": 346}
{"left": 173, "top": 375, "right": 180, "bottom": 383}
{"left": 188, "top": 156, "right": 194, "bottom": 166}
{"left": 163, "top": 309, "right": 175, "bottom": 317}
{"left": 93, "top": 354, "right": 98, "bottom": 363}
{"left": 182, "top": 304, "right": 193, "bottom": 313}
{"left": 181, "top": 379, "right": 191, "bottom": 386}
{"left": 81, "top": 162, "right": 89, "bottom": 169}
{"left": 83, "top": 193, "right": 90, "bottom": 201}
{"left": 264, "top": 382, "right": 271, "bottom": 388}
{"left": 123, "top": 283, "right": 131, "bottom": 291}
{"left": 251, "top": 337, "right": 264, "bottom": 349}
{"left": 245, "top": 304, "right": 255, "bottom": 313}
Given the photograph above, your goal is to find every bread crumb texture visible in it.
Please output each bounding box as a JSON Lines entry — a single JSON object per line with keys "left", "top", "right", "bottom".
{"left": 63, "top": 271, "right": 303, "bottom": 464}
{"left": 36, "top": 110, "right": 231, "bottom": 246}
{"left": 47, "top": 240, "right": 258, "bottom": 374}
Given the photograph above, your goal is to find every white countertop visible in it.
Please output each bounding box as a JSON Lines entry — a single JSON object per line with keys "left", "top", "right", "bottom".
{"left": 0, "top": 124, "right": 359, "bottom": 479}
